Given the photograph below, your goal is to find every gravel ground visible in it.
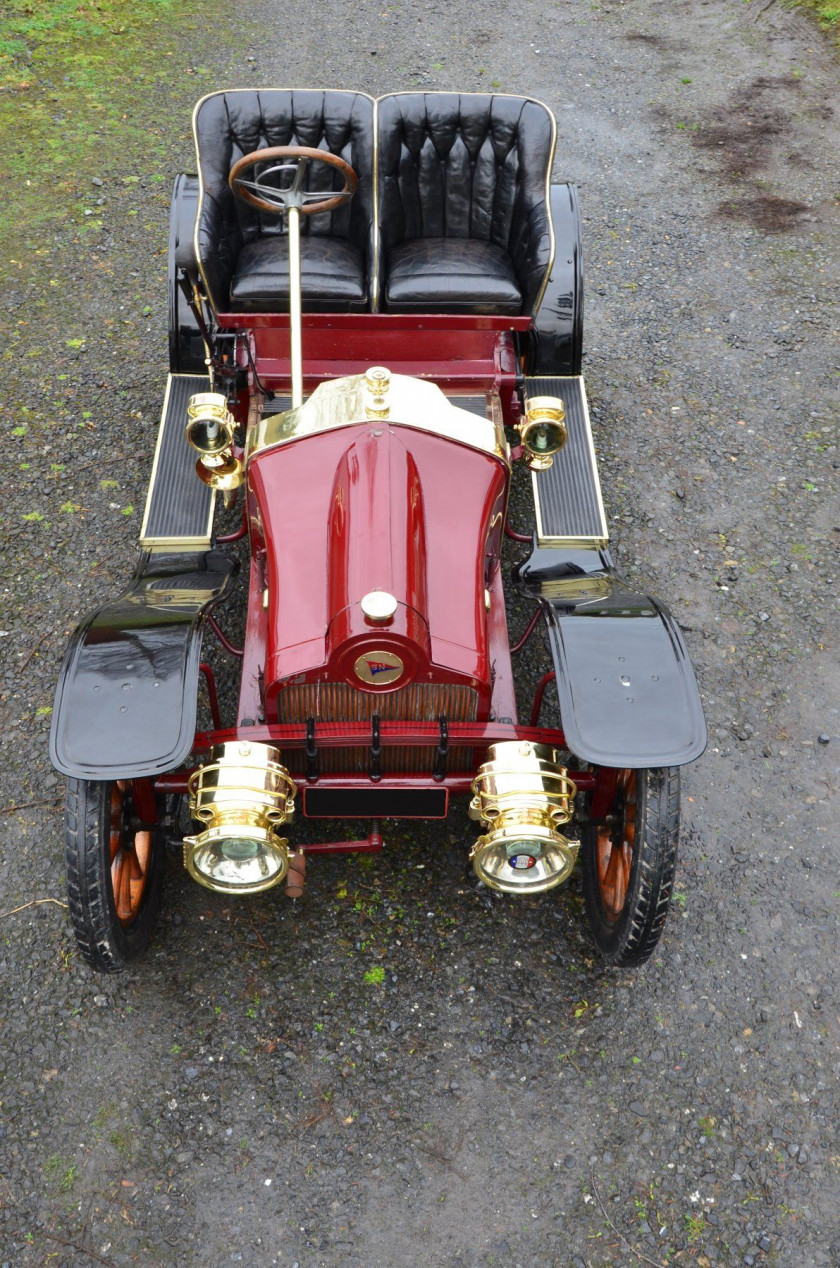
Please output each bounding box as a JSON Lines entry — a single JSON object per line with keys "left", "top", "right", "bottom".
{"left": 1, "top": 0, "right": 839, "bottom": 1264}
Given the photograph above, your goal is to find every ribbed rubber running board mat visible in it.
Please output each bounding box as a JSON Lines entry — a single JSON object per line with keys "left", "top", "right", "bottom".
{"left": 140, "top": 374, "right": 215, "bottom": 548}
{"left": 525, "top": 376, "right": 608, "bottom": 548}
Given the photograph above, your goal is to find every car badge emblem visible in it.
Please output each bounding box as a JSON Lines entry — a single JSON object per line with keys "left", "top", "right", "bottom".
{"left": 353, "top": 650, "right": 404, "bottom": 686}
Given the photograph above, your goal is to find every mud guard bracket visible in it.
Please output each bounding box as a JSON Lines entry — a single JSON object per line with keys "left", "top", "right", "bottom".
{"left": 50, "top": 550, "right": 236, "bottom": 780}
{"left": 516, "top": 548, "right": 707, "bottom": 768}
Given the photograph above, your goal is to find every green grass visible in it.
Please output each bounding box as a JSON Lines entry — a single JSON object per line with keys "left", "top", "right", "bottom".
{"left": 791, "top": 0, "right": 840, "bottom": 41}
{"left": 0, "top": 0, "right": 229, "bottom": 257}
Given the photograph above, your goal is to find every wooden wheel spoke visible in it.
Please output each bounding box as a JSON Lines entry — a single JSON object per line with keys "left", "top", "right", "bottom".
{"left": 600, "top": 837, "right": 631, "bottom": 916}
{"left": 112, "top": 849, "right": 134, "bottom": 923}
{"left": 594, "top": 771, "right": 638, "bottom": 921}
{"left": 108, "top": 783, "right": 153, "bottom": 927}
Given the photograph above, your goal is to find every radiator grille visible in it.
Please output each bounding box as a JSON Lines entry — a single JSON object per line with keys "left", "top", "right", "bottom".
{"left": 276, "top": 682, "right": 478, "bottom": 774}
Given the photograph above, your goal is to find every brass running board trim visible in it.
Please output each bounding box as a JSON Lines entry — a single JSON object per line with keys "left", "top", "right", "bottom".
{"left": 526, "top": 375, "right": 608, "bottom": 550}
{"left": 140, "top": 373, "right": 216, "bottom": 548}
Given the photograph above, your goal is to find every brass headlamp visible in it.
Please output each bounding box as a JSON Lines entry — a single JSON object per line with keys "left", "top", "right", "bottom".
{"left": 185, "top": 391, "right": 243, "bottom": 491}
{"left": 518, "top": 395, "right": 567, "bottom": 470}
{"left": 183, "top": 741, "right": 296, "bottom": 894}
{"left": 469, "top": 741, "right": 578, "bottom": 894}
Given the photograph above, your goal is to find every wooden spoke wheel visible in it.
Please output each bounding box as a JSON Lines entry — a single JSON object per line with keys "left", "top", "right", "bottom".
{"left": 65, "top": 778, "right": 164, "bottom": 972}
{"left": 582, "top": 767, "right": 680, "bottom": 967}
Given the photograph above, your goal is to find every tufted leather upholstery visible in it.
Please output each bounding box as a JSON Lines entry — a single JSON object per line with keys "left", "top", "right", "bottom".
{"left": 376, "top": 93, "right": 555, "bottom": 315}
{"left": 193, "top": 89, "right": 375, "bottom": 312}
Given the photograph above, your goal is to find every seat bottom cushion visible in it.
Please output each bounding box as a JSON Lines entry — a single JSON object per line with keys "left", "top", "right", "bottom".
{"left": 384, "top": 238, "right": 523, "bottom": 315}
{"left": 230, "top": 235, "right": 367, "bottom": 313}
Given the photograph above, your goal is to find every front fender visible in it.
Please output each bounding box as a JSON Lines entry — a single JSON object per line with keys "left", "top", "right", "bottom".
{"left": 517, "top": 548, "right": 707, "bottom": 768}
{"left": 50, "top": 550, "right": 235, "bottom": 780}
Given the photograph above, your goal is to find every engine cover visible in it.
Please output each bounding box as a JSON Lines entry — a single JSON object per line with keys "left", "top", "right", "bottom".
{"left": 247, "top": 421, "right": 508, "bottom": 719}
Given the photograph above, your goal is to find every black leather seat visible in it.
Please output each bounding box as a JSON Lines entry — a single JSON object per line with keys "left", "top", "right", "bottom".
{"left": 376, "top": 93, "right": 556, "bottom": 316}
{"left": 193, "top": 89, "right": 375, "bottom": 313}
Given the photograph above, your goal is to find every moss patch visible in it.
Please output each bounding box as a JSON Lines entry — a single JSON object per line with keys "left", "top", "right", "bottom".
{"left": 0, "top": 0, "right": 231, "bottom": 261}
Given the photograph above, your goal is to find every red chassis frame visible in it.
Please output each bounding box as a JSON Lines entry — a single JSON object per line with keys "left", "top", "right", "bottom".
{"left": 219, "top": 314, "right": 528, "bottom": 412}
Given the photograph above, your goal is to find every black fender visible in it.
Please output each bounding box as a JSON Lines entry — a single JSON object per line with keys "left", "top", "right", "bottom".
{"left": 516, "top": 548, "right": 706, "bottom": 768}
{"left": 527, "top": 183, "right": 584, "bottom": 376}
{"left": 50, "top": 550, "right": 236, "bottom": 781}
{"left": 168, "top": 173, "right": 206, "bottom": 374}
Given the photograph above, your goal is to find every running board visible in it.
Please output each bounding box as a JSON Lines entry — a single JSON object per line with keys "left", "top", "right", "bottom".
{"left": 525, "top": 375, "right": 608, "bottom": 549}
{"left": 140, "top": 373, "right": 215, "bottom": 549}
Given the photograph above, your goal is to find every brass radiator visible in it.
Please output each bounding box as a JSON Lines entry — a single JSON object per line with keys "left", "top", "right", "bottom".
{"left": 275, "top": 682, "right": 479, "bottom": 774}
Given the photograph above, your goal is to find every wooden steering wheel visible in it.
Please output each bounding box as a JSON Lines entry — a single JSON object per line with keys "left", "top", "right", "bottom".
{"left": 228, "top": 145, "right": 357, "bottom": 216}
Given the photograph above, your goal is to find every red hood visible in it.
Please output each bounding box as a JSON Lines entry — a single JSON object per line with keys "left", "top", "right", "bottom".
{"left": 248, "top": 423, "right": 507, "bottom": 717}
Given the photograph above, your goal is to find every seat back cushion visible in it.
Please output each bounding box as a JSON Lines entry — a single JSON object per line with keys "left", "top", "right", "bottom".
{"left": 193, "top": 89, "right": 374, "bottom": 310}
{"left": 377, "top": 92, "right": 555, "bottom": 313}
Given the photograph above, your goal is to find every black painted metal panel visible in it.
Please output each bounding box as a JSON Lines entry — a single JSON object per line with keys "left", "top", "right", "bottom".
{"left": 140, "top": 374, "right": 215, "bottom": 547}
{"left": 517, "top": 548, "right": 707, "bottom": 768}
{"left": 528, "top": 182, "right": 584, "bottom": 375}
{"left": 50, "top": 550, "right": 236, "bottom": 780}
{"left": 302, "top": 786, "right": 449, "bottom": 819}
{"left": 167, "top": 173, "right": 205, "bottom": 374}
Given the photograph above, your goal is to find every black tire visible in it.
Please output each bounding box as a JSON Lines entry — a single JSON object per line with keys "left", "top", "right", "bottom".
{"left": 582, "top": 767, "right": 679, "bottom": 967}
{"left": 65, "top": 778, "right": 164, "bottom": 972}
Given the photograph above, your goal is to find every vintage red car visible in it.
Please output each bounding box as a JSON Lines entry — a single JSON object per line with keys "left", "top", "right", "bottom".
{"left": 50, "top": 89, "right": 706, "bottom": 972}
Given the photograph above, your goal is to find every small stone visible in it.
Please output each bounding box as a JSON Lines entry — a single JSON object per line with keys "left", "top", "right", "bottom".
{"left": 93, "top": 995, "right": 108, "bottom": 1008}
{"left": 92, "top": 177, "right": 104, "bottom": 186}
{"left": 817, "top": 733, "right": 830, "bottom": 745}
{"left": 758, "top": 612, "right": 770, "bottom": 623}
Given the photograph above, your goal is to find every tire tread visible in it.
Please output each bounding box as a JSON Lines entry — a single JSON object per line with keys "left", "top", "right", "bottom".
{"left": 64, "top": 777, "right": 163, "bottom": 973}
{"left": 582, "top": 766, "right": 680, "bottom": 968}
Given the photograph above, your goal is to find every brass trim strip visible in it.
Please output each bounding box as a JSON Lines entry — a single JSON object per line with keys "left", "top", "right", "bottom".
{"left": 191, "top": 94, "right": 215, "bottom": 317}
{"left": 531, "top": 107, "right": 557, "bottom": 318}
{"left": 139, "top": 373, "right": 216, "bottom": 549}
{"left": 139, "top": 372, "right": 175, "bottom": 543}
{"left": 144, "top": 537, "right": 219, "bottom": 552}
{"left": 529, "top": 375, "right": 609, "bottom": 550}
{"left": 371, "top": 95, "right": 380, "bottom": 312}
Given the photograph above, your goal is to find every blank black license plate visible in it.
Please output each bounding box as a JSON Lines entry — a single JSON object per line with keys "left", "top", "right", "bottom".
{"left": 302, "top": 786, "right": 449, "bottom": 819}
